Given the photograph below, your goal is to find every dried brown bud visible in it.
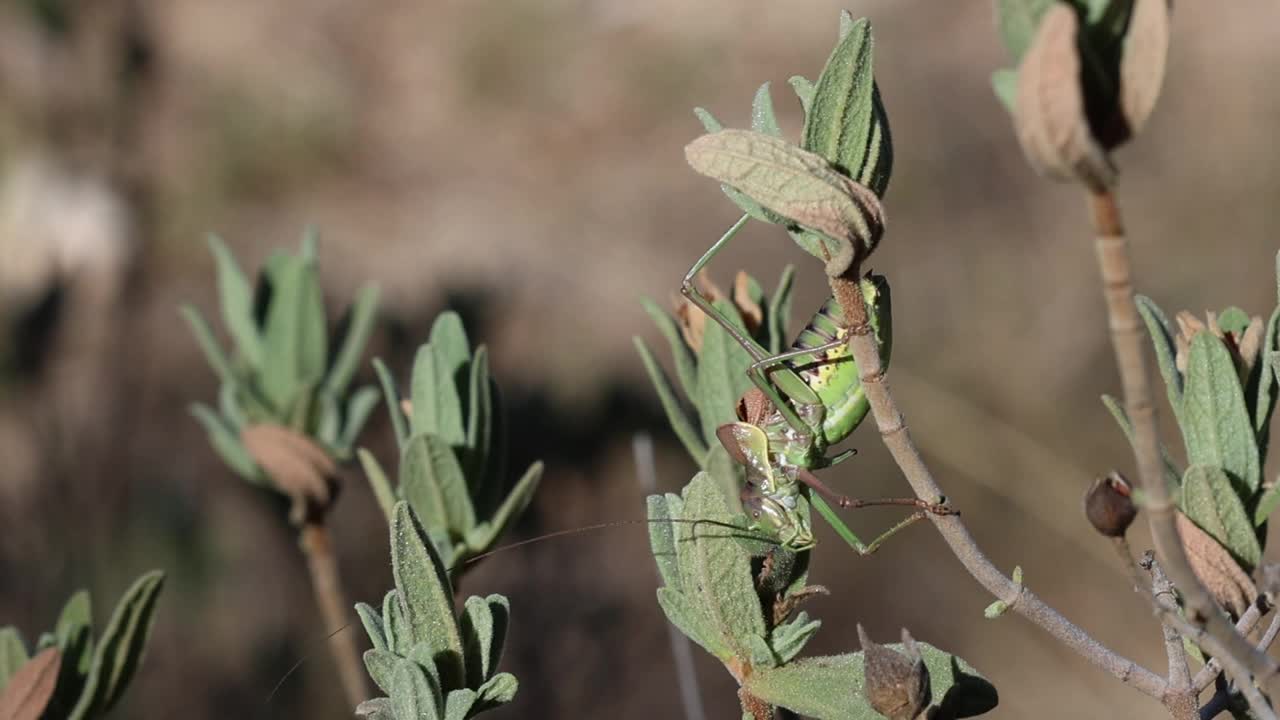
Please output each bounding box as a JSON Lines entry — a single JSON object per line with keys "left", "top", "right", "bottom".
{"left": 1084, "top": 471, "right": 1137, "bottom": 537}
{"left": 240, "top": 423, "right": 338, "bottom": 525}
{"left": 858, "top": 625, "right": 930, "bottom": 720}
{"left": 1177, "top": 512, "right": 1257, "bottom": 617}
{"left": 1174, "top": 310, "right": 1264, "bottom": 384}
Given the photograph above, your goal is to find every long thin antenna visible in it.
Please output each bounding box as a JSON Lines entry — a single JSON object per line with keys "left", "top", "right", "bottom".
{"left": 633, "top": 433, "right": 706, "bottom": 720}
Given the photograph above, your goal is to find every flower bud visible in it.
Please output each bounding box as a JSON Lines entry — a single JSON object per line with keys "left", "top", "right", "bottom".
{"left": 858, "top": 625, "right": 930, "bottom": 720}
{"left": 1084, "top": 471, "right": 1136, "bottom": 537}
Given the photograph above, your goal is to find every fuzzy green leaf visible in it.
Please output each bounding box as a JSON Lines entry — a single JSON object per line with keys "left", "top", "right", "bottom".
{"left": 180, "top": 305, "right": 236, "bottom": 384}
{"left": 640, "top": 297, "right": 698, "bottom": 400}
{"left": 391, "top": 503, "right": 465, "bottom": 687}
{"left": 443, "top": 688, "right": 478, "bottom": 720}
{"left": 207, "top": 234, "right": 263, "bottom": 368}
{"left": 363, "top": 648, "right": 399, "bottom": 696}
{"left": 767, "top": 266, "right": 796, "bottom": 355}
{"left": 401, "top": 433, "right": 476, "bottom": 533}
{"left": 460, "top": 595, "right": 509, "bottom": 687}
{"left": 360, "top": 448, "right": 397, "bottom": 522}
{"left": 373, "top": 358, "right": 409, "bottom": 448}
{"left": 991, "top": 69, "right": 1018, "bottom": 113}
{"left": 788, "top": 76, "right": 816, "bottom": 114}
{"left": 744, "top": 645, "right": 998, "bottom": 719}
{"left": 462, "top": 346, "right": 493, "bottom": 492}
{"left": 474, "top": 672, "right": 518, "bottom": 710}
{"left": 260, "top": 256, "right": 328, "bottom": 408}
{"left": 1182, "top": 465, "right": 1262, "bottom": 570}
{"left": 69, "top": 570, "right": 164, "bottom": 718}
{"left": 45, "top": 591, "right": 94, "bottom": 716}
{"left": 465, "top": 462, "right": 542, "bottom": 554}
{"left": 0, "top": 628, "right": 28, "bottom": 692}
{"left": 677, "top": 473, "right": 766, "bottom": 658}
{"left": 356, "top": 602, "right": 387, "bottom": 653}
{"left": 391, "top": 657, "right": 441, "bottom": 720}
{"left": 655, "top": 588, "right": 731, "bottom": 662}
{"left": 772, "top": 612, "right": 821, "bottom": 665}
{"left": 1253, "top": 304, "right": 1280, "bottom": 456}
{"left": 341, "top": 385, "right": 381, "bottom": 452}
{"left": 694, "top": 298, "right": 756, "bottom": 446}
{"left": 647, "top": 494, "right": 681, "bottom": 591}
{"left": 1135, "top": 295, "right": 1183, "bottom": 423}
{"left": 411, "top": 348, "right": 466, "bottom": 449}
{"left": 1182, "top": 332, "right": 1261, "bottom": 496}
{"left": 635, "top": 336, "right": 707, "bottom": 464}
{"left": 382, "top": 590, "right": 408, "bottom": 656}
{"left": 751, "top": 83, "right": 782, "bottom": 138}
{"left": 802, "top": 16, "right": 892, "bottom": 196}
{"left": 996, "top": 0, "right": 1057, "bottom": 62}
{"left": 325, "top": 284, "right": 380, "bottom": 396}
{"left": 685, "top": 130, "right": 880, "bottom": 276}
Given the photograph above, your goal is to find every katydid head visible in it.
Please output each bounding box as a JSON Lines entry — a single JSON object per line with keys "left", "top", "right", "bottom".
{"left": 741, "top": 491, "right": 816, "bottom": 550}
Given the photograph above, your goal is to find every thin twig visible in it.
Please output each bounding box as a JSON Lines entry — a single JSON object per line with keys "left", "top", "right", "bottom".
{"left": 831, "top": 273, "right": 1168, "bottom": 699}
{"left": 1193, "top": 601, "right": 1269, "bottom": 693}
{"left": 300, "top": 521, "right": 369, "bottom": 707}
{"left": 1089, "top": 191, "right": 1278, "bottom": 687}
{"left": 1138, "top": 550, "right": 1193, "bottom": 692}
{"left": 1200, "top": 613, "right": 1280, "bottom": 719}
{"left": 633, "top": 433, "right": 707, "bottom": 720}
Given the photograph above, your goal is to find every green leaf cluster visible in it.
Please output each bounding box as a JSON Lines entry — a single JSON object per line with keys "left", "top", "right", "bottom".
{"left": 0, "top": 571, "right": 165, "bottom": 719}
{"left": 362, "top": 312, "right": 543, "bottom": 577}
{"left": 183, "top": 232, "right": 381, "bottom": 488}
{"left": 355, "top": 503, "right": 516, "bottom": 720}
{"left": 634, "top": 270, "right": 795, "bottom": 500}
{"left": 691, "top": 11, "right": 892, "bottom": 274}
{"left": 1107, "top": 253, "right": 1280, "bottom": 570}
{"left": 648, "top": 474, "right": 995, "bottom": 718}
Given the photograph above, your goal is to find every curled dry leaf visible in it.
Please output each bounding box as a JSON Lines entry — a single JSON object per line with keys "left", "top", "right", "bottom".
{"left": 0, "top": 647, "right": 61, "bottom": 720}
{"left": 1120, "top": 0, "right": 1171, "bottom": 136}
{"left": 1176, "top": 512, "right": 1257, "bottom": 617}
{"left": 1013, "top": 3, "right": 1116, "bottom": 191}
{"left": 858, "top": 625, "right": 930, "bottom": 720}
{"left": 240, "top": 423, "right": 338, "bottom": 523}
{"left": 673, "top": 270, "right": 762, "bottom": 353}
{"left": 1174, "top": 310, "right": 1264, "bottom": 382}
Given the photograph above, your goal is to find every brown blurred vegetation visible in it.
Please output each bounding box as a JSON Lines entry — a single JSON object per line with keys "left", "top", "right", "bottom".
{"left": 1, "top": 1, "right": 1279, "bottom": 718}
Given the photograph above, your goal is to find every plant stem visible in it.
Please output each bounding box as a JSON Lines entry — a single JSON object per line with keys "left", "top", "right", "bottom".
{"left": 1193, "top": 601, "right": 1269, "bottom": 693}
{"left": 831, "top": 273, "right": 1167, "bottom": 699}
{"left": 300, "top": 520, "right": 369, "bottom": 707}
{"left": 1088, "top": 190, "right": 1278, "bottom": 685}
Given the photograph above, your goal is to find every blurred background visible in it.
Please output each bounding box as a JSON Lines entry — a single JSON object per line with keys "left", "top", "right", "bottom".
{"left": 1, "top": 1, "right": 1278, "bottom": 717}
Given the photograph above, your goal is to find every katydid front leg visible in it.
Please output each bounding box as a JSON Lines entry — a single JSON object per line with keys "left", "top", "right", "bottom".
{"left": 799, "top": 467, "right": 953, "bottom": 556}
{"left": 680, "top": 213, "right": 768, "bottom": 361}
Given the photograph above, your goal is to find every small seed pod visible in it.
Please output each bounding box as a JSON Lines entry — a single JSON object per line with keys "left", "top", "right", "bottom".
{"left": 858, "top": 625, "right": 930, "bottom": 720}
{"left": 1084, "top": 470, "right": 1137, "bottom": 537}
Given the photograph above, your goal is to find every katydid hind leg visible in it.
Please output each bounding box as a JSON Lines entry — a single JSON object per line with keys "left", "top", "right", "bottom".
{"left": 681, "top": 214, "right": 770, "bottom": 362}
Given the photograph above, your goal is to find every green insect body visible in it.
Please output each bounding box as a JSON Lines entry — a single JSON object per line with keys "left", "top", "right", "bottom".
{"left": 681, "top": 216, "right": 936, "bottom": 554}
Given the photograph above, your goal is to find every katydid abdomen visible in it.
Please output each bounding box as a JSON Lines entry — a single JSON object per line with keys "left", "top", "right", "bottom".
{"left": 781, "top": 274, "right": 891, "bottom": 453}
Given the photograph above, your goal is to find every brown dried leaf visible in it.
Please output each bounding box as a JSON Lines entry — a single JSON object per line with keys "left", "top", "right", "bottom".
{"left": 400, "top": 398, "right": 413, "bottom": 419}
{"left": 1177, "top": 512, "right": 1257, "bottom": 617}
{"left": 240, "top": 424, "right": 337, "bottom": 522}
{"left": 732, "top": 271, "right": 764, "bottom": 335}
{"left": 1013, "top": 4, "right": 1116, "bottom": 191}
{"left": 1120, "top": 0, "right": 1171, "bottom": 136}
{"left": 1174, "top": 311, "right": 1206, "bottom": 375}
{"left": 1238, "top": 316, "right": 1265, "bottom": 377}
{"left": 0, "top": 647, "right": 61, "bottom": 720}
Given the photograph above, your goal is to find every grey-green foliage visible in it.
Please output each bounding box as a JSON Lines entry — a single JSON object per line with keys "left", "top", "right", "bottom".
{"left": 183, "top": 231, "right": 381, "bottom": 486}
{"left": 360, "top": 312, "right": 542, "bottom": 578}
{"left": 1105, "top": 252, "right": 1280, "bottom": 571}
{"left": 0, "top": 571, "right": 165, "bottom": 719}
{"left": 355, "top": 503, "right": 517, "bottom": 720}
{"left": 634, "top": 269, "right": 795, "bottom": 501}
{"left": 693, "top": 11, "right": 892, "bottom": 274}
{"left": 648, "top": 474, "right": 996, "bottom": 719}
